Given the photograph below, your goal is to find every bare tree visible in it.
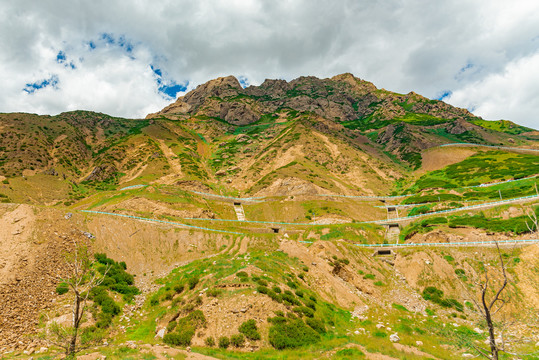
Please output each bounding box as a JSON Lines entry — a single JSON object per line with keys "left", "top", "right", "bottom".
{"left": 455, "top": 239, "right": 537, "bottom": 359}
{"left": 45, "top": 240, "right": 110, "bottom": 358}
{"left": 525, "top": 207, "right": 538, "bottom": 236}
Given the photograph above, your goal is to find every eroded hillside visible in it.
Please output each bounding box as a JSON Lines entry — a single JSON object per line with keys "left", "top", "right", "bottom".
{"left": 0, "top": 74, "right": 538, "bottom": 359}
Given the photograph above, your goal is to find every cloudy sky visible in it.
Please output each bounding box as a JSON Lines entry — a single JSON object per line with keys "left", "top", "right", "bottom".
{"left": 1, "top": 0, "right": 538, "bottom": 128}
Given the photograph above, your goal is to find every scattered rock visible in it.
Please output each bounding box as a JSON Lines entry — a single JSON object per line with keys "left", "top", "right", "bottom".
{"left": 155, "top": 327, "right": 165, "bottom": 339}
{"left": 389, "top": 333, "right": 400, "bottom": 343}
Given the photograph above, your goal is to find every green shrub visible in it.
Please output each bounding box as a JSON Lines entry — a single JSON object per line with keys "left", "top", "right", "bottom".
{"left": 303, "top": 300, "right": 316, "bottom": 310}
{"left": 149, "top": 294, "right": 159, "bottom": 306}
{"left": 373, "top": 331, "right": 387, "bottom": 338}
{"left": 295, "top": 290, "right": 304, "bottom": 298}
{"left": 239, "top": 319, "right": 261, "bottom": 340}
{"left": 163, "top": 329, "right": 194, "bottom": 346}
{"left": 205, "top": 336, "right": 215, "bottom": 347}
{"left": 374, "top": 281, "right": 384, "bottom": 286}
{"left": 186, "top": 310, "right": 206, "bottom": 328}
{"left": 218, "top": 336, "right": 230, "bottom": 349}
{"left": 166, "top": 321, "right": 177, "bottom": 332}
{"left": 422, "top": 286, "right": 444, "bottom": 302}
{"left": 281, "top": 292, "right": 301, "bottom": 306}
{"left": 206, "top": 288, "right": 222, "bottom": 297}
{"left": 392, "top": 303, "right": 409, "bottom": 312}
{"left": 95, "top": 312, "right": 112, "bottom": 328}
{"left": 174, "top": 283, "right": 185, "bottom": 293}
{"left": 272, "top": 286, "right": 282, "bottom": 293}
{"left": 293, "top": 306, "right": 314, "bottom": 318}
{"left": 306, "top": 318, "right": 326, "bottom": 334}
{"left": 363, "top": 274, "right": 375, "bottom": 280}
{"left": 444, "top": 255, "right": 455, "bottom": 262}
{"left": 162, "top": 290, "right": 175, "bottom": 301}
{"left": 257, "top": 278, "right": 268, "bottom": 286}
{"left": 236, "top": 271, "right": 248, "bottom": 278}
{"left": 269, "top": 319, "right": 321, "bottom": 349}
{"left": 188, "top": 276, "right": 200, "bottom": 290}
{"left": 55, "top": 282, "right": 69, "bottom": 295}
{"left": 267, "top": 290, "right": 282, "bottom": 303}
{"left": 287, "top": 281, "right": 298, "bottom": 289}
{"left": 268, "top": 316, "right": 287, "bottom": 325}
{"left": 230, "top": 333, "right": 245, "bottom": 347}
{"left": 335, "top": 348, "right": 365, "bottom": 358}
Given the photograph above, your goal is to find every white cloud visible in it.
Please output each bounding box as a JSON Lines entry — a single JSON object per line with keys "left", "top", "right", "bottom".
{"left": 0, "top": 0, "right": 538, "bottom": 127}
{"left": 446, "top": 52, "right": 539, "bottom": 129}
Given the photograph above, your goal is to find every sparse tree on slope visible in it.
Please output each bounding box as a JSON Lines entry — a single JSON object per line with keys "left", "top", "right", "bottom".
{"left": 45, "top": 240, "right": 109, "bottom": 358}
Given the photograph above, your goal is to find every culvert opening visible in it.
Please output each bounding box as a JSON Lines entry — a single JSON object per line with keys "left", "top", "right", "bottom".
{"left": 233, "top": 202, "right": 241, "bottom": 206}
{"left": 271, "top": 227, "right": 280, "bottom": 233}
{"left": 375, "top": 249, "right": 393, "bottom": 256}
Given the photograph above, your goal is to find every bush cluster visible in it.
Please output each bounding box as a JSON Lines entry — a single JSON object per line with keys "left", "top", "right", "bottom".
{"left": 55, "top": 282, "right": 69, "bottom": 295}
{"left": 239, "top": 319, "right": 261, "bottom": 340}
{"left": 94, "top": 253, "right": 139, "bottom": 302}
{"left": 230, "top": 333, "right": 245, "bottom": 347}
{"left": 164, "top": 310, "right": 206, "bottom": 347}
{"left": 422, "top": 286, "right": 464, "bottom": 312}
{"left": 268, "top": 318, "right": 321, "bottom": 349}
{"left": 218, "top": 336, "right": 230, "bottom": 349}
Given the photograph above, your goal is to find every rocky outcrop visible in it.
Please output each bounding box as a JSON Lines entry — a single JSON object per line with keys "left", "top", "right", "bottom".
{"left": 84, "top": 164, "right": 118, "bottom": 182}
{"left": 446, "top": 118, "right": 477, "bottom": 135}
{"left": 148, "top": 73, "right": 480, "bottom": 129}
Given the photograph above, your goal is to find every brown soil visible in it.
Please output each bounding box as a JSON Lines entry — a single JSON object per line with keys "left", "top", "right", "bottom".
{"left": 156, "top": 140, "right": 184, "bottom": 184}
{"left": 0, "top": 205, "right": 82, "bottom": 351}
{"left": 515, "top": 243, "right": 539, "bottom": 309}
{"left": 99, "top": 196, "right": 215, "bottom": 219}
{"left": 419, "top": 147, "right": 477, "bottom": 173}
{"left": 254, "top": 177, "right": 331, "bottom": 197}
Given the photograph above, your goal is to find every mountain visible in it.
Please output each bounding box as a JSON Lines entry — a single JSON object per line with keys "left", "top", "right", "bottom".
{"left": 0, "top": 74, "right": 538, "bottom": 358}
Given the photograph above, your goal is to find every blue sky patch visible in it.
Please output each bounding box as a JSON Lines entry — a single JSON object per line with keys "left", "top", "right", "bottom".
{"left": 56, "top": 51, "right": 66, "bottom": 63}
{"left": 238, "top": 76, "right": 249, "bottom": 88}
{"left": 118, "top": 36, "right": 134, "bottom": 53}
{"left": 151, "top": 64, "right": 188, "bottom": 99}
{"left": 56, "top": 51, "right": 76, "bottom": 69}
{"left": 436, "top": 90, "right": 452, "bottom": 101}
{"left": 101, "top": 32, "right": 115, "bottom": 45}
{"left": 89, "top": 33, "right": 135, "bottom": 58}
{"left": 23, "top": 75, "right": 59, "bottom": 94}
{"left": 159, "top": 83, "right": 187, "bottom": 98}
{"left": 150, "top": 65, "right": 162, "bottom": 77}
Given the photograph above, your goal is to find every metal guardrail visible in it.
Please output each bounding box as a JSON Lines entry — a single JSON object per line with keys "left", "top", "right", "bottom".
{"left": 439, "top": 143, "right": 539, "bottom": 153}
{"left": 298, "top": 239, "right": 539, "bottom": 248}
{"left": 119, "top": 184, "right": 148, "bottom": 191}
{"left": 80, "top": 210, "right": 245, "bottom": 235}
{"left": 465, "top": 175, "right": 538, "bottom": 189}
{"left": 317, "top": 194, "right": 414, "bottom": 200}
{"left": 189, "top": 190, "right": 265, "bottom": 202}
{"left": 372, "top": 194, "right": 539, "bottom": 224}
{"left": 353, "top": 239, "right": 539, "bottom": 248}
